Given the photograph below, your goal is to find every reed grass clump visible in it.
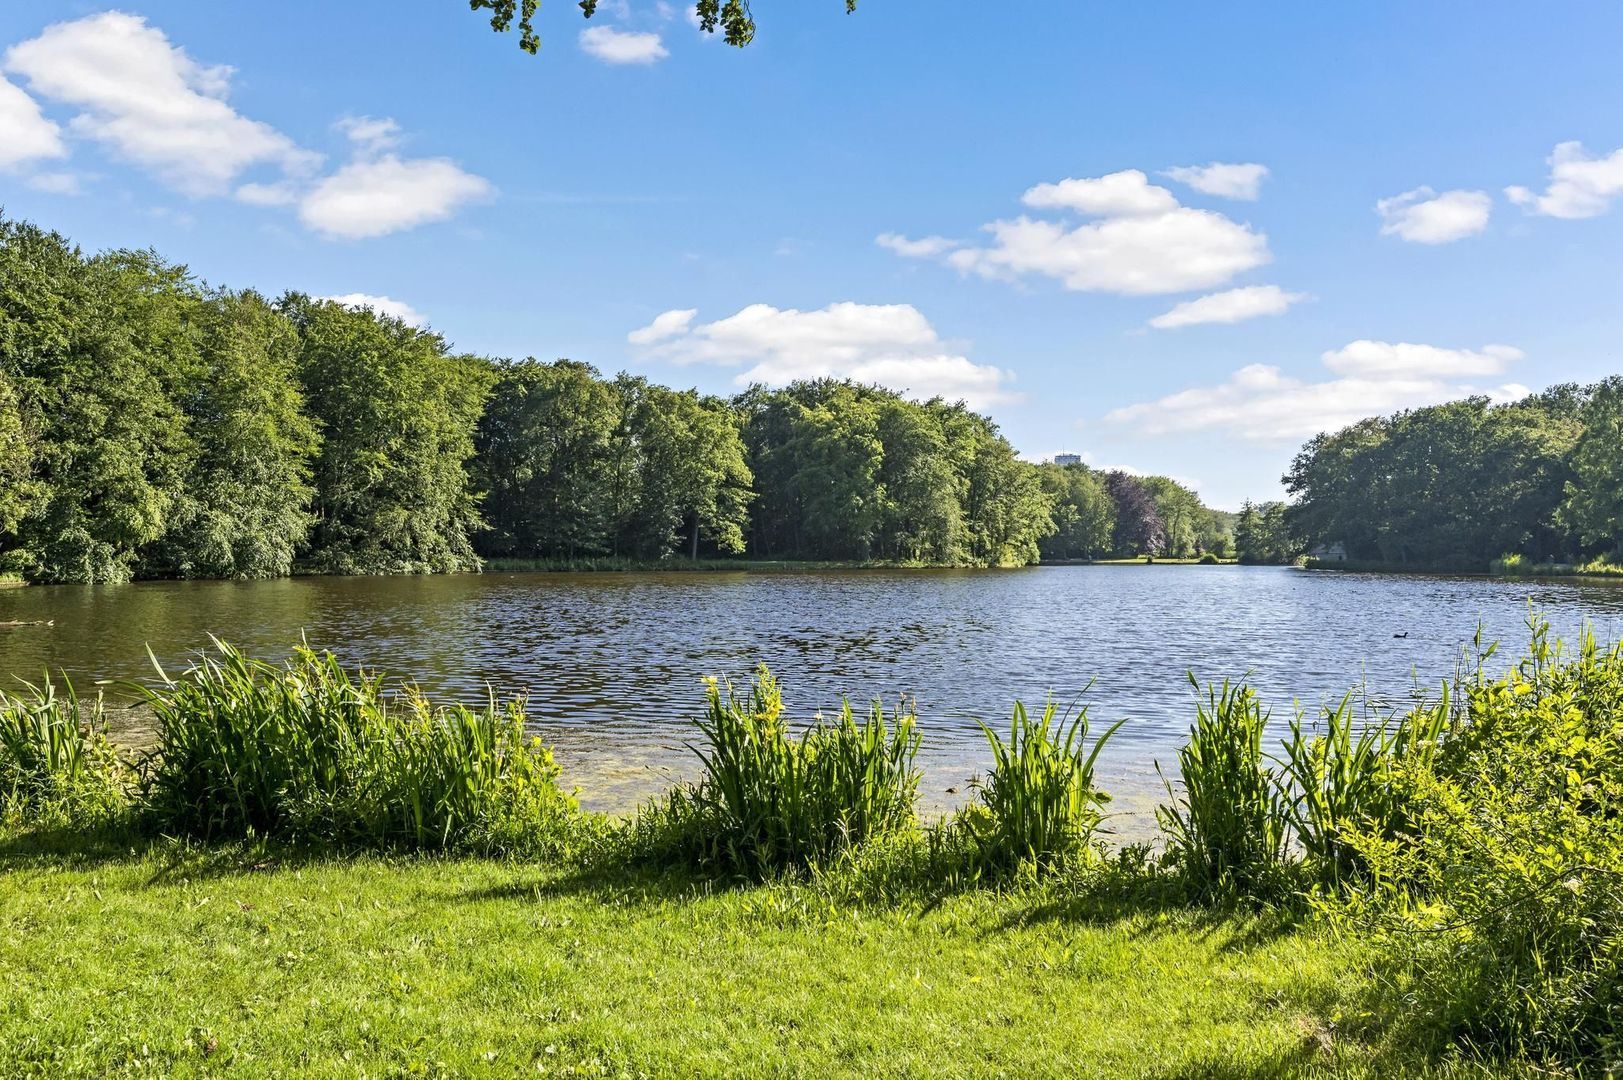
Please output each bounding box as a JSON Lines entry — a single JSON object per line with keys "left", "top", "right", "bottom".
{"left": 139, "top": 640, "right": 578, "bottom": 852}
{"left": 1157, "top": 677, "right": 1290, "bottom": 901}
{"left": 633, "top": 665, "right": 920, "bottom": 877}
{"left": 960, "top": 700, "right": 1124, "bottom": 872}
{"left": 0, "top": 676, "right": 126, "bottom": 826}
{"left": 1278, "top": 692, "right": 1448, "bottom": 889}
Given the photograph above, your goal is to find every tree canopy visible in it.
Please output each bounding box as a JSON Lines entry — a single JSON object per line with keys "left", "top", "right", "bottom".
{"left": 1285, "top": 386, "right": 1619, "bottom": 569}
{"left": 469, "top": 0, "right": 858, "bottom": 54}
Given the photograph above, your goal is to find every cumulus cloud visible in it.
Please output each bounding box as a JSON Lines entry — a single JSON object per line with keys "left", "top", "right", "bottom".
{"left": 1024, "top": 171, "right": 1180, "bottom": 216}
{"left": 627, "top": 308, "right": 698, "bottom": 345}
{"left": 1376, "top": 187, "right": 1492, "bottom": 243}
{"left": 1506, "top": 141, "right": 1623, "bottom": 220}
{"left": 1148, "top": 285, "right": 1306, "bottom": 330}
{"left": 882, "top": 169, "right": 1270, "bottom": 296}
{"left": 0, "top": 74, "right": 65, "bottom": 171}
{"left": 318, "top": 293, "right": 427, "bottom": 327}
{"left": 580, "top": 26, "right": 669, "bottom": 64}
{"left": 1105, "top": 341, "right": 1527, "bottom": 442}
{"left": 298, "top": 156, "right": 493, "bottom": 240}
{"left": 3, "top": 12, "right": 317, "bottom": 195}
{"left": 628, "top": 301, "right": 1019, "bottom": 408}
{"left": 3, "top": 15, "right": 490, "bottom": 239}
{"left": 1161, "top": 162, "right": 1269, "bottom": 201}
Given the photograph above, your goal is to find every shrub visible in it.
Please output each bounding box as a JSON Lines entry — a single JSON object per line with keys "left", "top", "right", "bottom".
{"left": 1157, "top": 677, "right": 1290, "bottom": 900}
{"left": 0, "top": 676, "right": 126, "bottom": 827}
{"left": 1343, "top": 622, "right": 1623, "bottom": 1064}
{"left": 633, "top": 666, "right": 920, "bottom": 877}
{"left": 1198, "top": 552, "right": 1220, "bottom": 564}
{"left": 138, "top": 640, "right": 578, "bottom": 852}
{"left": 961, "top": 700, "right": 1124, "bottom": 872}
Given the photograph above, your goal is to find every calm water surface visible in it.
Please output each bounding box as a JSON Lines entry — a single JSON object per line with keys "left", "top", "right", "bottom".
{"left": 4, "top": 567, "right": 1622, "bottom": 830}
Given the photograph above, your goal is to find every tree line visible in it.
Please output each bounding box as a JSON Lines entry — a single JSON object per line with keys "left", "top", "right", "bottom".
{"left": 0, "top": 216, "right": 1235, "bottom": 584}
{"left": 1270, "top": 384, "right": 1623, "bottom": 570}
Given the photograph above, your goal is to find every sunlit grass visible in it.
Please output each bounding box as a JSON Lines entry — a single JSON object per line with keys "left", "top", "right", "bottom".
{"left": 0, "top": 838, "right": 1527, "bottom": 1079}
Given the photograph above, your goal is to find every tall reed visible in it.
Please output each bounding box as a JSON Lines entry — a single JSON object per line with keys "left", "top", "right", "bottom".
{"left": 640, "top": 666, "right": 920, "bottom": 876}
{"left": 1278, "top": 691, "right": 1449, "bottom": 888}
{"left": 0, "top": 675, "right": 124, "bottom": 822}
{"left": 139, "top": 639, "right": 575, "bottom": 850}
{"left": 964, "top": 699, "right": 1124, "bottom": 871}
{"left": 1157, "top": 676, "right": 1289, "bottom": 900}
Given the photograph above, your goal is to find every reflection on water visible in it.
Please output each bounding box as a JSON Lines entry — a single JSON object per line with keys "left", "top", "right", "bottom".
{"left": 4, "top": 566, "right": 1622, "bottom": 832}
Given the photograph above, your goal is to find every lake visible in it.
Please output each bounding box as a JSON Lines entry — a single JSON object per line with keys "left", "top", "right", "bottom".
{"left": 4, "top": 566, "right": 1622, "bottom": 832}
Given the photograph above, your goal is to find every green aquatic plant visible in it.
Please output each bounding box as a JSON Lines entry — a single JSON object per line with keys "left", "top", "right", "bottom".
{"left": 1157, "top": 676, "right": 1290, "bottom": 901}
{"left": 138, "top": 639, "right": 577, "bottom": 851}
{"left": 635, "top": 665, "right": 920, "bottom": 876}
{"left": 0, "top": 675, "right": 125, "bottom": 824}
{"left": 1278, "top": 691, "right": 1449, "bottom": 889}
{"left": 962, "top": 698, "right": 1124, "bottom": 873}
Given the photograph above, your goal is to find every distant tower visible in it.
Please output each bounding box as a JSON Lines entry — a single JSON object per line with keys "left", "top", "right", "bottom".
{"left": 1053, "top": 453, "right": 1082, "bottom": 466}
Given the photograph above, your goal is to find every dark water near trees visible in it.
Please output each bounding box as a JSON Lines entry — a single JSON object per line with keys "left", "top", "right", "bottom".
{"left": 4, "top": 566, "right": 1622, "bottom": 827}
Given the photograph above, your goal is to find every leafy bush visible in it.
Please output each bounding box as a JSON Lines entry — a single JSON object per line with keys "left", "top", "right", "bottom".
{"left": 961, "top": 700, "right": 1123, "bottom": 872}
{"left": 1157, "top": 677, "right": 1291, "bottom": 900}
{"left": 1343, "top": 622, "right": 1623, "bottom": 1064}
{"left": 0, "top": 676, "right": 126, "bottom": 826}
{"left": 139, "top": 640, "right": 578, "bottom": 852}
{"left": 632, "top": 666, "right": 920, "bottom": 876}
{"left": 1198, "top": 552, "right": 1220, "bottom": 564}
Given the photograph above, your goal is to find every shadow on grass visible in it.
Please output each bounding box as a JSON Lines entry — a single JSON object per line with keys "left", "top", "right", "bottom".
{"left": 0, "top": 822, "right": 477, "bottom": 888}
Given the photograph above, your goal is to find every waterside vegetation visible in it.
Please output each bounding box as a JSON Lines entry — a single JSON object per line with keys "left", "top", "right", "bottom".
{"left": 1284, "top": 383, "right": 1623, "bottom": 574}
{"left": 0, "top": 215, "right": 1234, "bottom": 585}
{"left": 2, "top": 621, "right": 1619, "bottom": 1074}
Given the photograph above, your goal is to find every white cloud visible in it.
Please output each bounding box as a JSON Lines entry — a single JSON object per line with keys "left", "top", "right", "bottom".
{"left": 1321, "top": 340, "right": 1523, "bottom": 380}
{"left": 335, "top": 115, "right": 402, "bottom": 154}
{"left": 1506, "top": 141, "right": 1623, "bottom": 220}
{"left": 875, "top": 233, "right": 959, "bottom": 258}
{"left": 1105, "top": 341, "right": 1526, "bottom": 442}
{"left": 1161, "top": 162, "right": 1269, "bottom": 201}
{"left": 579, "top": 26, "right": 669, "bottom": 64}
{"left": 298, "top": 156, "right": 493, "bottom": 240}
{"left": 885, "top": 169, "right": 1270, "bottom": 296}
{"left": 629, "top": 301, "right": 1019, "bottom": 408}
{"left": 627, "top": 308, "right": 697, "bottom": 345}
{"left": 1376, "top": 187, "right": 1492, "bottom": 243}
{"left": 1148, "top": 285, "right": 1306, "bottom": 330}
{"left": 235, "top": 181, "right": 299, "bottom": 207}
{"left": 319, "top": 293, "right": 427, "bottom": 327}
{"left": 0, "top": 74, "right": 65, "bottom": 170}
{"left": 1023, "top": 170, "right": 1179, "bottom": 216}
{"left": 3, "top": 12, "right": 317, "bottom": 195}
{"left": 3, "top": 15, "right": 487, "bottom": 240}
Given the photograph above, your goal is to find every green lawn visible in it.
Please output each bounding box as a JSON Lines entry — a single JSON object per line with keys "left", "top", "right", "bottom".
{"left": 0, "top": 837, "right": 1518, "bottom": 1078}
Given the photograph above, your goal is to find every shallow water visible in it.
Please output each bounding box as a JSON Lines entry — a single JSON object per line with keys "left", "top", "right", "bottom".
{"left": 4, "top": 566, "right": 1622, "bottom": 834}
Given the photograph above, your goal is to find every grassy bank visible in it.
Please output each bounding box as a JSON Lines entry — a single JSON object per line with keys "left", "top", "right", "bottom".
{"left": 476, "top": 556, "right": 979, "bottom": 574}
{"left": 2, "top": 632, "right": 1618, "bottom": 1076}
{"left": 1059, "top": 556, "right": 1238, "bottom": 566}
{"left": 0, "top": 835, "right": 1511, "bottom": 1079}
{"left": 1304, "top": 555, "right": 1623, "bottom": 580}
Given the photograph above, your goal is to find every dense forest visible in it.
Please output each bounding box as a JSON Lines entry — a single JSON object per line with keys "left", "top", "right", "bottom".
{"left": 1279, "top": 384, "right": 1623, "bottom": 571}
{"left": 0, "top": 217, "right": 1231, "bottom": 584}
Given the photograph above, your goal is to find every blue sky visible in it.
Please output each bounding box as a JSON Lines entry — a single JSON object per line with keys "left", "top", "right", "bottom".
{"left": 2, "top": 2, "right": 1620, "bottom": 509}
